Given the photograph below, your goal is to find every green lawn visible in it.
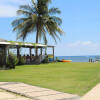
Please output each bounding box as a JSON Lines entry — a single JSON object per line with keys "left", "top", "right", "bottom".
{"left": 0, "top": 62, "right": 100, "bottom": 96}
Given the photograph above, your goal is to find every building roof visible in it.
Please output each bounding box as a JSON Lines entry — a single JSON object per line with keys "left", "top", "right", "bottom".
{"left": 0, "top": 39, "right": 54, "bottom": 48}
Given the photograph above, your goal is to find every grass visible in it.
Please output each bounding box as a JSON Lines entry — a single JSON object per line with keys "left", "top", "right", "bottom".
{"left": 0, "top": 62, "right": 100, "bottom": 96}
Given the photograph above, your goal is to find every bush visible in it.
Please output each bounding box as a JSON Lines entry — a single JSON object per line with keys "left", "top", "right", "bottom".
{"left": 42, "top": 57, "right": 49, "bottom": 63}
{"left": 18, "top": 56, "right": 26, "bottom": 65}
{"left": 7, "top": 53, "right": 18, "bottom": 69}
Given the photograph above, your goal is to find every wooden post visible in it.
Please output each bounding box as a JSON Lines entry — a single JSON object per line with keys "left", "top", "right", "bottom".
{"left": 41, "top": 48, "right": 43, "bottom": 55}
{"left": 53, "top": 47, "right": 54, "bottom": 61}
{"left": 35, "top": 47, "right": 38, "bottom": 56}
{"left": 3, "top": 46, "right": 7, "bottom": 68}
{"left": 17, "top": 47, "right": 20, "bottom": 59}
{"left": 8, "top": 47, "right": 9, "bottom": 55}
{"left": 30, "top": 48, "right": 32, "bottom": 62}
{"left": 45, "top": 47, "right": 47, "bottom": 55}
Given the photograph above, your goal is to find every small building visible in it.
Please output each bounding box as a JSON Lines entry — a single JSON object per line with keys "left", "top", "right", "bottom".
{"left": 0, "top": 38, "right": 55, "bottom": 67}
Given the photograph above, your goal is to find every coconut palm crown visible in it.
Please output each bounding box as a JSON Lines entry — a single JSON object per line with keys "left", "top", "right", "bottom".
{"left": 12, "top": 0, "right": 63, "bottom": 55}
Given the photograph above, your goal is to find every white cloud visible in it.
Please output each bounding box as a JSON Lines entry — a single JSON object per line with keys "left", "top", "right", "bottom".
{"left": 0, "top": 0, "right": 28, "bottom": 5}
{"left": 0, "top": 0, "right": 28, "bottom": 17}
{"left": 55, "top": 41, "right": 100, "bottom": 56}
{"left": 68, "top": 41, "right": 93, "bottom": 47}
{"left": 0, "top": 5, "right": 17, "bottom": 17}
{"left": 68, "top": 41, "right": 100, "bottom": 48}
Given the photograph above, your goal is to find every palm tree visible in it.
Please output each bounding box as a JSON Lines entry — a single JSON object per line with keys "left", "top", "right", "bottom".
{"left": 12, "top": 0, "right": 63, "bottom": 56}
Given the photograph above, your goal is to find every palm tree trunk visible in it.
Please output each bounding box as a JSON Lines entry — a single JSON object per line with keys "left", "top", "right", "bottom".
{"left": 35, "top": 23, "right": 39, "bottom": 56}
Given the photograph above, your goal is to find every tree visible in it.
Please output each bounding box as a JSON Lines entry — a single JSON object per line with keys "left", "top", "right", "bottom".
{"left": 12, "top": 0, "right": 63, "bottom": 56}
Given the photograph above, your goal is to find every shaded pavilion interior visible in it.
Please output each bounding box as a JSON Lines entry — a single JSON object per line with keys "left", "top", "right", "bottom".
{"left": 0, "top": 38, "right": 55, "bottom": 66}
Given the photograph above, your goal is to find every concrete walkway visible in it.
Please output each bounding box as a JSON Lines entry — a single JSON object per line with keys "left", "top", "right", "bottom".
{"left": 0, "top": 82, "right": 80, "bottom": 100}
{"left": 80, "top": 84, "right": 100, "bottom": 100}
{"left": 0, "top": 89, "right": 32, "bottom": 100}
{"left": 1, "top": 82, "right": 100, "bottom": 100}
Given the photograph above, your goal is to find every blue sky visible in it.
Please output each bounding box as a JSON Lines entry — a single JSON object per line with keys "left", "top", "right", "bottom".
{"left": 0, "top": 0, "right": 100, "bottom": 56}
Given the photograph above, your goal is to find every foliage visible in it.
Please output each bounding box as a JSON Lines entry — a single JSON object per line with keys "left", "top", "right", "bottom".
{"left": 0, "top": 57, "right": 4, "bottom": 67}
{"left": 12, "top": 0, "right": 63, "bottom": 44}
{"left": 7, "top": 53, "right": 18, "bottom": 69}
{"left": 18, "top": 56, "right": 26, "bottom": 65}
{"left": 42, "top": 57, "right": 49, "bottom": 63}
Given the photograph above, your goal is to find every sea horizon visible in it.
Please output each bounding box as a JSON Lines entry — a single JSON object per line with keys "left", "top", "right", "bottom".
{"left": 55, "top": 55, "right": 100, "bottom": 62}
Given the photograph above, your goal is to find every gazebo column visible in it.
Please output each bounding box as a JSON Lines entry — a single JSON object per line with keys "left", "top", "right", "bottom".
{"left": 8, "top": 49, "right": 9, "bottom": 55}
{"left": 2, "top": 46, "right": 7, "bottom": 69}
{"left": 41, "top": 48, "right": 43, "bottom": 55}
{"left": 30, "top": 48, "right": 32, "bottom": 62}
{"left": 17, "top": 47, "right": 20, "bottom": 59}
{"left": 7, "top": 46, "right": 10, "bottom": 55}
{"left": 45, "top": 47, "right": 47, "bottom": 55}
{"left": 35, "top": 47, "right": 38, "bottom": 56}
{"left": 53, "top": 47, "right": 55, "bottom": 61}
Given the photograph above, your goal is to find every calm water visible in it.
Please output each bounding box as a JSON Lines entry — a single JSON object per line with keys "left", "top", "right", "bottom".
{"left": 55, "top": 56, "right": 100, "bottom": 62}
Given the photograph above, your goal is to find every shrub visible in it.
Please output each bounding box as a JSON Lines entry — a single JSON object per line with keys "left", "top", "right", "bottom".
{"left": 42, "top": 57, "right": 49, "bottom": 63}
{"left": 18, "top": 56, "right": 26, "bottom": 65}
{"left": 7, "top": 53, "right": 18, "bottom": 69}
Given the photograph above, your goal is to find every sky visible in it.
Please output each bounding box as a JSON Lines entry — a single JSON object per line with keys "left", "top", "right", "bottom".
{"left": 0, "top": 0, "right": 100, "bottom": 56}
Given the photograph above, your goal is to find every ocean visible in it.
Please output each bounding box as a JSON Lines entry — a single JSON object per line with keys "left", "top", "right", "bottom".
{"left": 55, "top": 56, "right": 100, "bottom": 62}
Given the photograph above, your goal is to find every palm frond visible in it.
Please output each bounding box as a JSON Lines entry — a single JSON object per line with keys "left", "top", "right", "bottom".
{"left": 12, "top": 18, "right": 28, "bottom": 28}
{"left": 50, "top": 16, "right": 62, "bottom": 25}
{"left": 31, "top": 0, "right": 38, "bottom": 12}
{"left": 49, "top": 8, "right": 61, "bottom": 15}
{"left": 17, "top": 10, "right": 32, "bottom": 16}
{"left": 19, "top": 5, "right": 36, "bottom": 14}
{"left": 13, "top": 19, "right": 31, "bottom": 32}
{"left": 17, "top": 20, "right": 36, "bottom": 40}
{"left": 45, "top": 17, "right": 63, "bottom": 42}
{"left": 31, "top": 0, "right": 36, "bottom": 6}
{"left": 13, "top": 15, "right": 37, "bottom": 40}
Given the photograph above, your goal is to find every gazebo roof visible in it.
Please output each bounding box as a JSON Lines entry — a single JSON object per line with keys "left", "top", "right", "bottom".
{"left": 0, "top": 39, "right": 54, "bottom": 48}
{"left": 0, "top": 38, "right": 8, "bottom": 42}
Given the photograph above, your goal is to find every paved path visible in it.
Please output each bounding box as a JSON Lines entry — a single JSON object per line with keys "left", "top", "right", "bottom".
{"left": 0, "top": 89, "right": 32, "bottom": 100}
{"left": 80, "top": 84, "right": 100, "bottom": 100}
{"left": 1, "top": 82, "right": 100, "bottom": 100}
{"left": 0, "top": 82, "right": 80, "bottom": 100}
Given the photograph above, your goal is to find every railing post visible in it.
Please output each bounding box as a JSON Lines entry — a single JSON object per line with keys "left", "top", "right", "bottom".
{"left": 4, "top": 46, "right": 7, "bottom": 66}
{"left": 41, "top": 48, "right": 43, "bottom": 55}
{"left": 53, "top": 47, "right": 54, "bottom": 61}
{"left": 30, "top": 48, "right": 32, "bottom": 62}
{"left": 45, "top": 47, "right": 47, "bottom": 55}
{"left": 17, "top": 46, "right": 20, "bottom": 59}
